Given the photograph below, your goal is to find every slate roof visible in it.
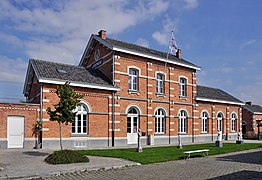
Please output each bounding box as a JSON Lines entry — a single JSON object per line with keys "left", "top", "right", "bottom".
{"left": 243, "top": 104, "right": 262, "bottom": 113}
{"left": 196, "top": 85, "right": 243, "bottom": 104}
{"left": 103, "top": 37, "right": 200, "bottom": 69}
{"left": 30, "top": 59, "right": 114, "bottom": 88}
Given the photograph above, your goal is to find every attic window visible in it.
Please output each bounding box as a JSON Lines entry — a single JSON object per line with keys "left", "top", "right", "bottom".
{"left": 56, "top": 68, "right": 67, "bottom": 73}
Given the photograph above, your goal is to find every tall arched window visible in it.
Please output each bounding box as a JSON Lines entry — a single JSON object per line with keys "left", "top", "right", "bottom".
{"left": 72, "top": 103, "right": 88, "bottom": 134}
{"left": 156, "top": 73, "right": 164, "bottom": 94}
{"left": 128, "top": 68, "right": 139, "bottom": 91}
{"left": 155, "top": 108, "right": 165, "bottom": 134}
{"left": 201, "top": 111, "right": 209, "bottom": 133}
{"left": 179, "top": 78, "right": 187, "bottom": 97}
{"left": 231, "top": 113, "right": 237, "bottom": 132}
{"left": 179, "top": 110, "right": 188, "bottom": 133}
{"left": 217, "top": 112, "right": 223, "bottom": 132}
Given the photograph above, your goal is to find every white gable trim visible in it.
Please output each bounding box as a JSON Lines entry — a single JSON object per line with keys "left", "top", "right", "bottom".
{"left": 113, "top": 47, "right": 201, "bottom": 70}
{"left": 38, "top": 79, "right": 119, "bottom": 91}
{"left": 195, "top": 97, "right": 244, "bottom": 106}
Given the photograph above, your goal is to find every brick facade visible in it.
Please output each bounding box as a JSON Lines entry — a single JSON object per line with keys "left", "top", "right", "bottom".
{"left": 0, "top": 30, "right": 246, "bottom": 149}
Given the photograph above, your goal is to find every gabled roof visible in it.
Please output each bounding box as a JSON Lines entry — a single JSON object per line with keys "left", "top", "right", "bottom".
{"left": 79, "top": 35, "right": 201, "bottom": 70}
{"left": 243, "top": 104, "right": 262, "bottom": 114}
{"left": 196, "top": 85, "right": 244, "bottom": 105}
{"left": 23, "top": 59, "right": 118, "bottom": 96}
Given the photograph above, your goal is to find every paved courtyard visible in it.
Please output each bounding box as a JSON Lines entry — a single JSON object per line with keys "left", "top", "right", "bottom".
{"left": 44, "top": 149, "right": 262, "bottom": 180}
{"left": 1, "top": 147, "right": 262, "bottom": 179}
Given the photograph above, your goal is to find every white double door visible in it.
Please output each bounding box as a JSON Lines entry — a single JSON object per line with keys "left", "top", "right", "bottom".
{"left": 8, "top": 116, "right": 24, "bottom": 148}
{"left": 127, "top": 115, "right": 138, "bottom": 144}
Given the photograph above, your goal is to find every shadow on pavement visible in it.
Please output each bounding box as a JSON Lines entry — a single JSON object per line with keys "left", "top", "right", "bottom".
{"left": 208, "top": 170, "right": 262, "bottom": 180}
{"left": 23, "top": 151, "right": 49, "bottom": 156}
{"left": 216, "top": 150, "right": 262, "bottom": 165}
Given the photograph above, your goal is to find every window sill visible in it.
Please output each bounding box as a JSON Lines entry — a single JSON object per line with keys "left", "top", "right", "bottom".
{"left": 178, "top": 132, "right": 187, "bottom": 135}
{"left": 201, "top": 132, "right": 208, "bottom": 134}
{"left": 154, "top": 133, "right": 165, "bottom": 135}
{"left": 128, "top": 90, "right": 140, "bottom": 95}
{"left": 156, "top": 93, "right": 166, "bottom": 97}
{"left": 71, "top": 134, "right": 89, "bottom": 137}
{"left": 179, "top": 96, "right": 187, "bottom": 100}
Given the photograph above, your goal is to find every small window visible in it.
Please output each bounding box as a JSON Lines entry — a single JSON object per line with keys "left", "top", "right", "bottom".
{"left": 179, "top": 110, "right": 187, "bottom": 133}
{"left": 128, "top": 68, "right": 139, "bottom": 91}
{"left": 156, "top": 73, "right": 164, "bottom": 94}
{"left": 179, "top": 78, "right": 187, "bottom": 97}
{"left": 201, "top": 111, "right": 209, "bottom": 133}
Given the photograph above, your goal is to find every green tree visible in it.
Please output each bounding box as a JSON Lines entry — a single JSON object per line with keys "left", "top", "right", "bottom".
{"left": 47, "top": 82, "right": 83, "bottom": 150}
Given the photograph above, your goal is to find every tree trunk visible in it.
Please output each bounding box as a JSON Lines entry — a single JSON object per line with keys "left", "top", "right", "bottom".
{"left": 59, "top": 122, "right": 63, "bottom": 150}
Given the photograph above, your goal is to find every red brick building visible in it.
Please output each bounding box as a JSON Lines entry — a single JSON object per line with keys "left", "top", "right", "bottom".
{"left": 242, "top": 102, "right": 262, "bottom": 138}
{"left": 0, "top": 30, "right": 245, "bottom": 149}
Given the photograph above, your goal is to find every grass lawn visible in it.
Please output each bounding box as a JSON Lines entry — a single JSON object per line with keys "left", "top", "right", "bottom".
{"left": 79, "top": 143, "right": 262, "bottom": 164}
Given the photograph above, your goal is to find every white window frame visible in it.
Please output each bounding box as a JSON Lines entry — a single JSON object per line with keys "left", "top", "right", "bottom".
{"left": 72, "top": 103, "right": 88, "bottom": 135}
{"left": 128, "top": 68, "right": 139, "bottom": 91}
{"left": 155, "top": 108, "right": 165, "bottom": 134}
{"left": 231, "top": 113, "right": 237, "bottom": 132}
{"left": 179, "top": 77, "right": 187, "bottom": 97}
{"left": 156, "top": 73, "right": 164, "bottom": 94}
{"left": 217, "top": 112, "right": 223, "bottom": 132}
{"left": 179, "top": 110, "right": 188, "bottom": 133}
{"left": 201, "top": 111, "right": 209, "bottom": 133}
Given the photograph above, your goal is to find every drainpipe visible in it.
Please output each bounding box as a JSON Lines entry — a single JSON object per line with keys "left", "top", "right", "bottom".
{"left": 111, "top": 52, "right": 115, "bottom": 147}
{"left": 39, "top": 83, "right": 43, "bottom": 147}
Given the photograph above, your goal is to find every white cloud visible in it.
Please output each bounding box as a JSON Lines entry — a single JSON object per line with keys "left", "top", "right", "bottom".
{"left": 0, "top": 0, "right": 169, "bottom": 66}
{"left": 152, "top": 16, "right": 177, "bottom": 46}
{"left": 135, "top": 38, "right": 149, "bottom": 48}
{"left": 240, "top": 39, "right": 257, "bottom": 49}
{"left": 0, "top": 56, "right": 27, "bottom": 82}
{"left": 183, "top": 0, "right": 199, "bottom": 10}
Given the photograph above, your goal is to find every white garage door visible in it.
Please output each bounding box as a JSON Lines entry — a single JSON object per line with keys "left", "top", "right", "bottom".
{"left": 8, "top": 116, "right": 24, "bottom": 148}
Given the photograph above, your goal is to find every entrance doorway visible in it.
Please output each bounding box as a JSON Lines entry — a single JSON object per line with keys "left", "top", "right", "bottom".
{"left": 127, "top": 107, "right": 139, "bottom": 144}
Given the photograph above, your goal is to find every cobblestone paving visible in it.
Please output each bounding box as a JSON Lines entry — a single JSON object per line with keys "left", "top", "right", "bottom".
{"left": 43, "top": 149, "right": 262, "bottom": 180}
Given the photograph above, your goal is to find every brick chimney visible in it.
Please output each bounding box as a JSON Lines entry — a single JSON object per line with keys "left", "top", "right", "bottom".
{"left": 176, "top": 49, "right": 182, "bottom": 59}
{"left": 98, "top": 30, "right": 106, "bottom": 39}
{"left": 246, "top": 101, "right": 252, "bottom": 105}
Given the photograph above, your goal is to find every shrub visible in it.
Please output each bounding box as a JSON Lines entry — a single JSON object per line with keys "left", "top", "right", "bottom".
{"left": 45, "top": 149, "right": 89, "bottom": 165}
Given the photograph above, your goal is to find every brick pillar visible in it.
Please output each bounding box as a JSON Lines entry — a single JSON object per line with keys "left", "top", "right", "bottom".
{"left": 212, "top": 105, "right": 215, "bottom": 141}
{"left": 147, "top": 62, "right": 154, "bottom": 136}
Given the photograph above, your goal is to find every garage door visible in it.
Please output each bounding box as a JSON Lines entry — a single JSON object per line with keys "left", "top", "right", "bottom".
{"left": 8, "top": 116, "right": 24, "bottom": 148}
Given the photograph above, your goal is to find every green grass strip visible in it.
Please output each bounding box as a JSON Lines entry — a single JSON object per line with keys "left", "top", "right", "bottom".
{"left": 79, "top": 143, "right": 262, "bottom": 164}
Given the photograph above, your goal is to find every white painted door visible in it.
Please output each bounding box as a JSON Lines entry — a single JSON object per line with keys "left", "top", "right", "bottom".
{"left": 8, "top": 116, "right": 24, "bottom": 148}
{"left": 127, "top": 116, "right": 138, "bottom": 144}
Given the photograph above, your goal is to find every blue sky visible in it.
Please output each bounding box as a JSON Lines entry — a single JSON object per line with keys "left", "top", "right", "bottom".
{"left": 0, "top": 0, "right": 262, "bottom": 105}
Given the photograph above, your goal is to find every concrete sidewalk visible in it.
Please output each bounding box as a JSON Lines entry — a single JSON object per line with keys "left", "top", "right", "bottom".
{"left": 0, "top": 149, "right": 140, "bottom": 179}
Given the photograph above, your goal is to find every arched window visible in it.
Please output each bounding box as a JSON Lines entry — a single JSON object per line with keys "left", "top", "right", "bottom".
{"left": 217, "top": 113, "right": 223, "bottom": 132}
{"left": 231, "top": 113, "right": 237, "bottom": 132}
{"left": 155, "top": 108, "right": 165, "bottom": 134}
{"left": 127, "top": 107, "right": 139, "bottom": 133}
{"left": 72, "top": 103, "right": 88, "bottom": 134}
{"left": 128, "top": 68, "right": 139, "bottom": 91}
{"left": 179, "top": 78, "right": 187, "bottom": 97}
{"left": 179, "top": 110, "right": 188, "bottom": 133}
{"left": 156, "top": 73, "right": 164, "bottom": 94}
{"left": 201, "top": 111, "right": 209, "bottom": 133}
